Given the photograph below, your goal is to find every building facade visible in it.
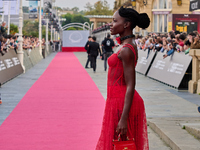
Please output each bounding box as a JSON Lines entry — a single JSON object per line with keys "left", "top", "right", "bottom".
{"left": 114, "top": 0, "right": 200, "bottom": 33}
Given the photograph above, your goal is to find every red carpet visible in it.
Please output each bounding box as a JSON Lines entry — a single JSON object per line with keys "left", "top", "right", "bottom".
{"left": 0, "top": 52, "right": 105, "bottom": 150}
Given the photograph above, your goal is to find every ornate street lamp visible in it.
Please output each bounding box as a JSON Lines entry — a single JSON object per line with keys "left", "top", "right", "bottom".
{"left": 177, "top": 0, "right": 182, "bottom": 6}
{"left": 143, "top": 0, "right": 147, "bottom": 6}
{"left": 131, "top": 0, "right": 136, "bottom": 8}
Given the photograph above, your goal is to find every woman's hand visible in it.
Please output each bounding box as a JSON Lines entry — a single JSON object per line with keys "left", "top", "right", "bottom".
{"left": 116, "top": 119, "right": 128, "bottom": 135}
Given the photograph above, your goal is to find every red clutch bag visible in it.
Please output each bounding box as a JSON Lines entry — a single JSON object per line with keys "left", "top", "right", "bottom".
{"left": 112, "top": 135, "right": 136, "bottom": 150}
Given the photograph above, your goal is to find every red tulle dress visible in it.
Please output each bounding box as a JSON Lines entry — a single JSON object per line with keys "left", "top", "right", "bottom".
{"left": 96, "top": 44, "right": 149, "bottom": 150}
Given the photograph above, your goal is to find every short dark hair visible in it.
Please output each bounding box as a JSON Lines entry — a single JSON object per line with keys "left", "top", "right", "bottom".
{"left": 179, "top": 34, "right": 186, "bottom": 41}
{"left": 92, "top": 36, "right": 96, "bottom": 41}
{"left": 88, "top": 36, "right": 91, "bottom": 39}
{"left": 107, "top": 34, "right": 110, "bottom": 38}
{"left": 189, "top": 32, "right": 196, "bottom": 37}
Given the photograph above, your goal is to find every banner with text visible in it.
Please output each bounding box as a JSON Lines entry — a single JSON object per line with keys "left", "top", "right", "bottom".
{"left": 29, "top": 1, "right": 38, "bottom": 19}
{"left": 43, "top": 0, "right": 52, "bottom": 19}
{"left": 190, "top": 0, "right": 200, "bottom": 11}
{"left": 147, "top": 51, "right": 192, "bottom": 89}
{"left": 136, "top": 50, "right": 157, "bottom": 75}
{"left": 0, "top": 0, "right": 19, "bottom": 15}
{"left": 0, "top": 50, "right": 24, "bottom": 85}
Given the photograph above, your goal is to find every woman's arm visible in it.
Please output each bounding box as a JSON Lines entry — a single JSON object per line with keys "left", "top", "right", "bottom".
{"left": 117, "top": 47, "right": 136, "bottom": 135}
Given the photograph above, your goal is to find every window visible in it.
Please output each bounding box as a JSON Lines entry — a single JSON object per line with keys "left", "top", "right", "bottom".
{"left": 152, "top": 0, "right": 172, "bottom": 33}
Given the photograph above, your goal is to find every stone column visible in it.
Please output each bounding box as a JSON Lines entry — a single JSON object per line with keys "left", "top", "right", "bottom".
{"left": 188, "top": 49, "right": 199, "bottom": 93}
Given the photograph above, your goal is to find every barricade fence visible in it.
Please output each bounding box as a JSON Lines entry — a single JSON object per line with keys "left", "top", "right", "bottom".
{"left": 92, "top": 31, "right": 193, "bottom": 90}
{"left": 136, "top": 49, "right": 192, "bottom": 90}
{"left": 0, "top": 45, "right": 53, "bottom": 85}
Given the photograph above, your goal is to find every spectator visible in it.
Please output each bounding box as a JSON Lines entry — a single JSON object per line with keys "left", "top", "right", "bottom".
{"left": 163, "top": 41, "right": 175, "bottom": 59}
{"left": 0, "top": 21, "right": 7, "bottom": 37}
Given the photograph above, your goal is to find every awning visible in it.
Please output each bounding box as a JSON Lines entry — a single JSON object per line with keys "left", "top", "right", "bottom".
{"left": 190, "top": 0, "right": 200, "bottom": 11}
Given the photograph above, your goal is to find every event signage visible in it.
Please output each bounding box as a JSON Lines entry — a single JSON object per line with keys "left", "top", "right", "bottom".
{"left": 43, "top": 0, "right": 52, "bottom": 19}
{"left": 0, "top": 50, "right": 24, "bottom": 85}
{"left": 0, "top": 0, "right": 19, "bottom": 15}
{"left": 29, "top": 1, "right": 38, "bottom": 19}
{"left": 172, "top": 14, "right": 200, "bottom": 34}
{"left": 136, "top": 50, "right": 157, "bottom": 75}
{"left": 190, "top": 0, "right": 200, "bottom": 11}
{"left": 147, "top": 51, "right": 192, "bottom": 89}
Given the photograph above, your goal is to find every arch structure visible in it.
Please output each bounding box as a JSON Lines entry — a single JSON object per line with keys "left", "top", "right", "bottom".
{"left": 61, "top": 23, "right": 91, "bottom": 31}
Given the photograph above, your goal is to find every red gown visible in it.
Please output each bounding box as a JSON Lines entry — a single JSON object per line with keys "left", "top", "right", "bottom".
{"left": 96, "top": 44, "right": 149, "bottom": 150}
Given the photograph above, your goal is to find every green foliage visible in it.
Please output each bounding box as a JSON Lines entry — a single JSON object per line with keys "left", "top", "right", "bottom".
{"left": 10, "top": 24, "right": 19, "bottom": 35}
{"left": 23, "top": 20, "right": 50, "bottom": 39}
{"left": 71, "top": 7, "right": 79, "bottom": 14}
{"left": 61, "top": 13, "right": 90, "bottom": 30}
{"left": 67, "top": 27, "right": 76, "bottom": 30}
{"left": 84, "top": 0, "right": 113, "bottom": 15}
{"left": 23, "top": 20, "right": 39, "bottom": 37}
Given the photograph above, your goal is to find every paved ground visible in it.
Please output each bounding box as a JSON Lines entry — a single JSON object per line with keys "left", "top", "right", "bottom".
{"left": 1, "top": 51, "right": 200, "bottom": 149}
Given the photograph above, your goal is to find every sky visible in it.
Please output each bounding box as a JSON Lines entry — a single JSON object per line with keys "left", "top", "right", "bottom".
{"left": 22, "top": 0, "right": 115, "bottom": 11}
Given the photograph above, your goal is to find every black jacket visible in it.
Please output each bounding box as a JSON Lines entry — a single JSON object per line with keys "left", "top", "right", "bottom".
{"left": 88, "top": 42, "right": 101, "bottom": 56}
{"left": 84, "top": 41, "right": 91, "bottom": 54}
{"left": 102, "top": 38, "right": 115, "bottom": 53}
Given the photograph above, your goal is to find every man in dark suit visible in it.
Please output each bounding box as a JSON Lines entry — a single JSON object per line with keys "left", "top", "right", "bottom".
{"left": 88, "top": 36, "right": 101, "bottom": 72}
{"left": 85, "top": 36, "right": 92, "bottom": 68}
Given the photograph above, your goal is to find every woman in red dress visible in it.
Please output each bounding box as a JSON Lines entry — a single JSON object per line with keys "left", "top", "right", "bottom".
{"left": 96, "top": 5, "right": 150, "bottom": 150}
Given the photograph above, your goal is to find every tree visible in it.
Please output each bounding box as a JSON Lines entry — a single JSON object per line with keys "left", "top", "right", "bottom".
{"left": 10, "top": 24, "right": 19, "bottom": 35}
{"left": 71, "top": 7, "right": 79, "bottom": 14}
{"left": 21, "top": 20, "right": 51, "bottom": 39}
{"left": 67, "top": 27, "right": 77, "bottom": 30}
{"left": 85, "top": 0, "right": 113, "bottom": 15}
{"left": 84, "top": 2, "right": 93, "bottom": 12}
{"left": 61, "top": 13, "right": 90, "bottom": 30}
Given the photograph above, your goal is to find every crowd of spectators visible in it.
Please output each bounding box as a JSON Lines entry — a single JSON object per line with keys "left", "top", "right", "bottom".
{"left": 135, "top": 30, "right": 200, "bottom": 59}
{"left": 0, "top": 21, "right": 54, "bottom": 57}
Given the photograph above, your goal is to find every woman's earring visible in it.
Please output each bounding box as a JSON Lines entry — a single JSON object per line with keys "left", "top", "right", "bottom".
{"left": 124, "top": 26, "right": 126, "bottom": 29}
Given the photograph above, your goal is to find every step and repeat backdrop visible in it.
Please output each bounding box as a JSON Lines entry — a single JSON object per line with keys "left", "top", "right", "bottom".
{"left": 62, "top": 30, "right": 89, "bottom": 52}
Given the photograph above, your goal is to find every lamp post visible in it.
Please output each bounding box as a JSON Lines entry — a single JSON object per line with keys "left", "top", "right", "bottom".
{"left": 1, "top": 1, "right": 4, "bottom": 23}
{"left": 177, "top": 0, "right": 182, "bottom": 6}
{"left": 7, "top": 1, "right": 10, "bottom": 35}
{"left": 131, "top": 0, "right": 136, "bottom": 8}
{"left": 39, "top": 0, "right": 42, "bottom": 55}
{"left": 46, "top": 19, "right": 49, "bottom": 53}
{"left": 143, "top": 0, "right": 147, "bottom": 6}
{"left": 18, "top": 0, "right": 25, "bottom": 71}
{"left": 51, "top": 25, "right": 53, "bottom": 41}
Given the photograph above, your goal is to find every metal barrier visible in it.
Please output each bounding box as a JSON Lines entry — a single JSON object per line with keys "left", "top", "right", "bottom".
{"left": 0, "top": 45, "right": 54, "bottom": 85}
{"left": 0, "top": 50, "right": 24, "bottom": 85}
{"left": 23, "top": 45, "right": 53, "bottom": 71}
{"left": 188, "top": 49, "right": 200, "bottom": 94}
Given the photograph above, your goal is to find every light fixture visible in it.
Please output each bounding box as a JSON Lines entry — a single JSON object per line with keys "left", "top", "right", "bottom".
{"left": 143, "top": 0, "right": 147, "bottom": 6}
{"left": 177, "top": 0, "right": 182, "bottom": 6}
{"left": 131, "top": 0, "right": 136, "bottom": 8}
